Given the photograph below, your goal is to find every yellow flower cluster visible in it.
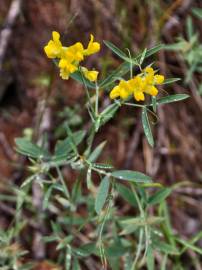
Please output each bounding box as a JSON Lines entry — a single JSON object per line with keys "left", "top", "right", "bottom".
{"left": 110, "top": 67, "right": 164, "bottom": 101}
{"left": 44, "top": 31, "right": 100, "bottom": 81}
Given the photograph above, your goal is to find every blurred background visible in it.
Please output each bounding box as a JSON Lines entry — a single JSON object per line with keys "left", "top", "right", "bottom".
{"left": 0, "top": 0, "right": 202, "bottom": 268}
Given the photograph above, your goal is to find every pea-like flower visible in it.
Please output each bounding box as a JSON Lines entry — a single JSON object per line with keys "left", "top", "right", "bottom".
{"left": 109, "top": 66, "right": 165, "bottom": 102}
{"left": 84, "top": 34, "right": 101, "bottom": 56}
{"left": 81, "top": 67, "right": 99, "bottom": 82}
{"left": 44, "top": 31, "right": 63, "bottom": 59}
{"left": 44, "top": 31, "right": 100, "bottom": 81}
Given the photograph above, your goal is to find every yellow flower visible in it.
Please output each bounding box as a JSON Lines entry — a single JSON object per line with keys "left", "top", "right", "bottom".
{"left": 109, "top": 80, "right": 132, "bottom": 100}
{"left": 44, "top": 31, "right": 63, "bottom": 58}
{"left": 154, "top": 75, "right": 164, "bottom": 84}
{"left": 134, "top": 91, "right": 145, "bottom": 101}
{"left": 130, "top": 76, "right": 145, "bottom": 101}
{"left": 110, "top": 86, "right": 121, "bottom": 99}
{"left": 58, "top": 58, "right": 78, "bottom": 79}
{"left": 66, "top": 42, "right": 84, "bottom": 62}
{"left": 82, "top": 67, "right": 99, "bottom": 82}
{"left": 145, "top": 66, "right": 155, "bottom": 76}
{"left": 84, "top": 34, "right": 100, "bottom": 56}
{"left": 144, "top": 85, "right": 158, "bottom": 96}
{"left": 109, "top": 65, "right": 165, "bottom": 102}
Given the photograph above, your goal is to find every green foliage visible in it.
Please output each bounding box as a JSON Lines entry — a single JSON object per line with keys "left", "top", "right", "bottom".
{"left": 165, "top": 13, "right": 202, "bottom": 90}
{"left": 10, "top": 35, "right": 199, "bottom": 270}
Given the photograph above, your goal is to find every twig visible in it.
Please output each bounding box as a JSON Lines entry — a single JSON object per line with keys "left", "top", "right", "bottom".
{"left": 0, "top": 0, "right": 23, "bottom": 71}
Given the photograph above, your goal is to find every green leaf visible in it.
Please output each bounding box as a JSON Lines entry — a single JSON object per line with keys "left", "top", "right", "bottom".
{"left": 100, "top": 102, "right": 121, "bottom": 125}
{"left": 88, "top": 141, "right": 106, "bottom": 162}
{"left": 139, "top": 48, "right": 147, "bottom": 65}
{"left": 104, "top": 40, "right": 129, "bottom": 61}
{"left": 95, "top": 176, "right": 110, "bottom": 214}
{"left": 148, "top": 188, "right": 172, "bottom": 206}
{"left": 74, "top": 243, "right": 96, "bottom": 257}
{"left": 70, "top": 71, "right": 95, "bottom": 89}
{"left": 186, "top": 16, "right": 194, "bottom": 40}
{"left": 15, "top": 138, "right": 49, "bottom": 159}
{"left": 163, "top": 78, "right": 181, "bottom": 85}
{"left": 156, "top": 94, "right": 189, "bottom": 105}
{"left": 54, "top": 130, "right": 86, "bottom": 159}
{"left": 116, "top": 183, "right": 137, "bottom": 207}
{"left": 152, "top": 239, "right": 179, "bottom": 255}
{"left": 65, "top": 245, "right": 71, "bottom": 270}
{"left": 141, "top": 107, "right": 154, "bottom": 147}
{"left": 106, "top": 241, "right": 128, "bottom": 257}
{"left": 98, "top": 61, "right": 130, "bottom": 89}
{"left": 146, "top": 246, "right": 154, "bottom": 270}
{"left": 192, "top": 7, "right": 202, "bottom": 19}
{"left": 91, "top": 163, "right": 113, "bottom": 170}
{"left": 176, "top": 238, "right": 202, "bottom": 255}
{"left": 121, "top": 216, "right": 164, "bottom": 226}
{"left": 43, "top": 185, "right": 54, "bottom": 209}
{"left": 21, "top": 175, "right": 36, "bottom": 188}
{"left": 99, "top": 44, "right": 164, "bottom": 89}
{"left": 86, "top": 167, "right": 92, "bottom": 189}
{"left": 111, "top": 170, "right": 152, "bottom": 183}
{"left": 152, "top": 96, "right": 157, "bottom": 112}
{"left": 72, "top": 258, "right": 81, "bottom": 270}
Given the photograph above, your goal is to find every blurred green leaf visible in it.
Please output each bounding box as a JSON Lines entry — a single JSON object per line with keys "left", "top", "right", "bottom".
{"left": 65, "top": 245, "right": 71, "bottom": 270}
{"left": 146, "top": 245, "right": 154, "bottom": 270}
{"left": 99, "top": 44, "right": 163, "bottom": 89}
{"left": 54, "top": 130, "right": 86, "bottom": 159}
{"left": 116, "top": 183, "right": 137, "bottom": 207}
{"left": 163, "top": 78, "right": 181, "bottom": 85}
{"left": 72, "top": 258, "right": 81, "bottom": 270}
{"left": 192, "top": 7, "right": 202, "bottom": 19}
{"left": 156, "top": 94, "right": 189, "bottom": 105}
{"left": 152, "top": 96, "right": 157, "bottom": 112}
{"left": 15, "top": 138, "right": 49, "bottom": 159}
{"left": 95, "top": 176, "right": 110, "bottom": 214}
{"left": 88, "top": 141, "right": 106, "bottom": 162}
{"left": 70, "top": 71, "right": 95, "bottom": 89}
{"left": 74, "top": 243, "right": 96, "bottom": 257}
{"left": 141, "top": 107, "right": 154, "bottom": 147}
{"left": 148, "top": 188, "right": 172, "bottom": 206}
{"left": 100, "top": 102, "right": 121, "bottom": 125}
{"left": 104, "top": 40, "right": 129, "bottom": 61}
{"left": 176, "top": 238, "right": 202, "bottom": 255}
{"left": 152, "top": 239, "right": 179, "bottom": 255}
{"left": 43, "top": 185, "right": 54, "bottom": 210}
{"left": 112, "top": 170, "right": 152, "bottom": 183}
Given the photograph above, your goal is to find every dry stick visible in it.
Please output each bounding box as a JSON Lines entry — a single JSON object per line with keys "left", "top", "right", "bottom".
{"left": 0, "top": 0, "right": 23, "bottom": 71}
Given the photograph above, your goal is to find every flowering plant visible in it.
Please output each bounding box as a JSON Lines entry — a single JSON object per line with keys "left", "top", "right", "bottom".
{"left": 14, "top": 31, "right": 192, "bottom": 270}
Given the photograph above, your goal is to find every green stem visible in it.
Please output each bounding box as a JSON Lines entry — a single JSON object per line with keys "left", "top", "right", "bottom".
{"left": 95, "top": 82, "right": 99, "bottom": 116}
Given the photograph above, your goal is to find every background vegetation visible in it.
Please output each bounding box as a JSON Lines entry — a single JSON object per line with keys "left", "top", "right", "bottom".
{"left": 0, "top": 0, "right": 201, "bottom": 269}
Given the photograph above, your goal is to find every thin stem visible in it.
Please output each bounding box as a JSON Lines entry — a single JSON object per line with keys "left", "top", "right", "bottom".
{"left": 124, "top": 102, "right": 146, "bottom": 108}
{"left": 95, "top": 82, "right": 99, "bottom": 116}
{"left": 131, "top": 228, "right": 144, "bottom": 270}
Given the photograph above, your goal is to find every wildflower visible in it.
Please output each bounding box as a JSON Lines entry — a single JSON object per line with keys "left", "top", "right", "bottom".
{"left": 144, "top": 66, "right": 164, "bottom": 96}
{"left": 81, "top": 67, "right": 99, "bottom": 82}
{"left": 44, "top": 31, "right": 63, "bottom": 59}
{"left": 58, "top": 59, "right": 78, "bottom": 80}
{"left": 66, "top": 42, "right": 85, "bottom": 62}
{"left": 110, "top": 80, "right": 133, "bottom": 100}
{"left": 44, "top": 31, "right": 100, "bottom": 81}
{"left": 84, "top": 34, "right": 101, "bottom": 56}
{"left": 109, "top": 66, "right": 165, "bottom": 102}
{"left": 129, "top": 77, "right": 146, "bottom": 101}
